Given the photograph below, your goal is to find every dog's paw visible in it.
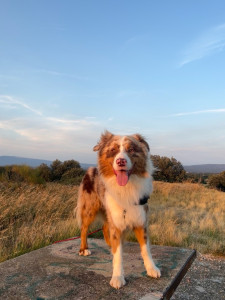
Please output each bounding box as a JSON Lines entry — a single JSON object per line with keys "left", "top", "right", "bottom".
{"left": 79, "top": 249, "right": 91, "bottom": 256}
{"left": 110, "top": 276, "right": 126, "bottom": 289}
{"left": 147, "top": 266, "right": 161, "bottom": 278}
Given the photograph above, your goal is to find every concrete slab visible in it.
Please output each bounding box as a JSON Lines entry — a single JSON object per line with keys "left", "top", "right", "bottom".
{"left": 0, "top": 238, "right": 196, "bottom": 300}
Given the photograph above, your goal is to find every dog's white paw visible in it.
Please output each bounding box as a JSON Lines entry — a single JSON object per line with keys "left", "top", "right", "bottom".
{"left": 147, "top": 265, "right": 161, "bottom": 278}
{"left": 79, "top": 249, "right": 91, "bottom": 256}
{"left": 110, "top": 276, "right": 126, "bottom": 289}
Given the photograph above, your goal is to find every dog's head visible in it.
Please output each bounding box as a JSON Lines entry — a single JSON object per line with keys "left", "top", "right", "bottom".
{"left": 93, "top": 131, "right": 150, "bottom": 186}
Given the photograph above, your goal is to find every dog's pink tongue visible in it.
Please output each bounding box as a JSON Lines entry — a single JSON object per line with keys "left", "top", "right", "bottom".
{"left": 115, "top": 170, "right": 129, "bottom": 186}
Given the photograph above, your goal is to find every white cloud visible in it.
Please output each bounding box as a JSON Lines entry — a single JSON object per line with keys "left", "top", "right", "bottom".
{"left": 169, "top": 108, "right": 225, "bottom": 117}
{"left": 179, "top": 23, "right": 225, "bottom": 67}
{"left": 0, "top": 95, "right": 104, "bottom": 161}
{"left": 0, "top": 95, "right": 42, "bottom": 116}
{"left": 46, "top": 117, "right": 96, "bottom": 125}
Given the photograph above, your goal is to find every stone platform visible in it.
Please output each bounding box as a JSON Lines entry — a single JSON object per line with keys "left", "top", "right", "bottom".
{"left": 0, "top": 238, "right": 196, "bottom": 299}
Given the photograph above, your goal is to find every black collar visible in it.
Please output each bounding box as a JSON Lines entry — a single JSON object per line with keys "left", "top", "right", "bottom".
{"left": 138, "top": 195, "right": 149, "bottom": 205}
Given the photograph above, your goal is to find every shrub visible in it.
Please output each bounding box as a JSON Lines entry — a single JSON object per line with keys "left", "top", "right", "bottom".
{"left": 38, "top": 163, "right": 52, "bottom": 181}
{"left": 50, "top": 159, "right": 83, "bottom": 182}
{"left": 60, "top": 168, "right": 85, "bottom": 185}
{"left": 208, "top": 171, "right": 225, "bottom": 192}
{"left": 151, "top": 155, "right": 187, "bottom": 182}
{"left": 0, "top": 165, "right": 44, "bottom": 184}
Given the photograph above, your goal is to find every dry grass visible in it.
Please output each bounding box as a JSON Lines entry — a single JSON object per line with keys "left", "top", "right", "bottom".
{"left": 149, "top": 182, "right": 225, "bottom": 256}
{"left": 0, "top": 182, "right": 80, "bottom": 262}
{"left": 0, "top": 181, "right": 225, "bottom": 263}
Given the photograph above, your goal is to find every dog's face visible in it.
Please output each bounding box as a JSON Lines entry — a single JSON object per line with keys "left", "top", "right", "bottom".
{"left": 93, "top": 131, "right": 150, "bottom": 186}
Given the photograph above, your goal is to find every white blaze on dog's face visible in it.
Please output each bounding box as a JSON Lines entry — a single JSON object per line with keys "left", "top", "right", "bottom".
{"left": 93, "top": 131, "right": 150, "bottom": 186}
{"left": 112, "top": 136, "right": 133, "bottom": 186}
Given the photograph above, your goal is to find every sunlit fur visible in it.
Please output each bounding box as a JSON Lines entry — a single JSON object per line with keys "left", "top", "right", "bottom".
{"left": 76, "top": 131, "right": 161, "bottom": 289}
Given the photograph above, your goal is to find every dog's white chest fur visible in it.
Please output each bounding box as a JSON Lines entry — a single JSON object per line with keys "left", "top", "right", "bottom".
{"left": 104, "top": 175, "right": 151, "bottom": 231}
{"left": 105, "top": 193, "right": 147, "bottom": 231}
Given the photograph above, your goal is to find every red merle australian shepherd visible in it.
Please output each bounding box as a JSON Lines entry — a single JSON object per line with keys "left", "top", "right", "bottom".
{"left": 76, "top": 131, "right": 161, "bottom": 289}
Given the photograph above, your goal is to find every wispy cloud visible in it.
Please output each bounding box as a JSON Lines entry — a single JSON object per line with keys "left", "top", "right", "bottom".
{"left": 0, "top": 95, "right": 42, "bottom": 116}
{"left": 0, "top": 95, "right": 99, "bottom": 138}
{"left": 46, "top": 117, "right": 92, "bottom": 124}
{"left": 0, "top": 95, "right": 103, "bottom": 161}
{"left": 179, "top": 23, "right": 225, "bottom": 67}
{"left": 169, "top": 108, "right": 225, "bottom": 117}
{"left": 122, "top": 34, "right": 150, "bottom": 49}
{"left": 34, "top": 69, "right": 89, "bottom": 81}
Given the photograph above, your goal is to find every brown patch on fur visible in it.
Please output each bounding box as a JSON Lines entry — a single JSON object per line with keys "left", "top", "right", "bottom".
{"left": 93, "top": 131, "right": 114, "bottom": 153}
{"left": 134, "top": 227, "right": 148, "bottom": 247}
{"left": 97, "top": 136, "right": 121, "bottom": 178}
{"left": 106, "top": 143, "right": 120, "bottom": 158}
{"left": 102, "top": 222, "right": 111, "bottom": 247}
{"left": 82, "top": 174, "right": 93, "bottom": 194}
{"left": 82, "top": 168, "right": 98, "bottom": 194}
{"left": 98, "top": 156, "right": 115, "bottom": 177}
{"left": 132, "top": 134, "right": 150, "bottom": 151}
{"left": 93, "top": 132, "right": 122, "bottom": 178}
{"left": 78, "top": 167, "right": 106, "bottom": 254}
{"left": 123, "top": 137, "right": 148, "bottom": 176}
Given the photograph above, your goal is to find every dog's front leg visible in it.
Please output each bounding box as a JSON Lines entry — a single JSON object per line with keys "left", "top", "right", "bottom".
{"left": 134, "top": 227, "right": 161, "bottom": 278}
{"left": 109, "top": 227, "right": 126, "bottom": 289}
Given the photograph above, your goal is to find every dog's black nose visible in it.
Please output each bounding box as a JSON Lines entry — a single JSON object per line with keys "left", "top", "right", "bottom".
{"left": 116, "top": 158, "right": 127, "bottom": 167}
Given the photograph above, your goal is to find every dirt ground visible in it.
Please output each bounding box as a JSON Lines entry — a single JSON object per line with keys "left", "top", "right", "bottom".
{"left": 171, "top": 253, "right": 225, "bottom": 300}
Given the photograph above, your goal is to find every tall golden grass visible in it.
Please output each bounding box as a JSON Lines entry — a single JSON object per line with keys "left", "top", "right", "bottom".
{"left": 149, "top": 182, "right": 225, "bottom": 256}
{"left": 0, "top": 182, "right": 80, "bottom": 262}
{"left": 0, "top": 181, "right": 224, "bottom": 262}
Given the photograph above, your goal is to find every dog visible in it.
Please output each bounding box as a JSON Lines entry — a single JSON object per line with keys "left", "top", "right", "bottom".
{"left": 76, "top": 131, "right": 161, "bottom": 289}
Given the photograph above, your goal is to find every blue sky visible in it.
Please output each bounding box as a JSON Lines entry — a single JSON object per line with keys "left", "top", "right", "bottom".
{"left": 1, "top": 0, "right": 225, "bottom": 165}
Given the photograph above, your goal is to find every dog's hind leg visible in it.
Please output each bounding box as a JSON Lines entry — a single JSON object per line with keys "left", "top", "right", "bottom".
{"left": 134, "top": 226, "right": 161, "bottom": 278}
{"left": 78, "top": 195, "right": 100, "bottom": 256}
{"left": 79, "top": 219, "right": 92, "bottom": 256}
{"left": 79, "top": 199, "right": 101, "bottom": 256}
{"left": 102, "top": 221, "right": 111, "bottom": 247}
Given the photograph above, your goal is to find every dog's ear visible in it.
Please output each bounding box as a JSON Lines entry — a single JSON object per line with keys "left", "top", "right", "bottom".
{"left": 132, "top": 134, "right": 150, "bottom": 152}
{"left": 93, "top": 130, "right": 114, "bottom": 152}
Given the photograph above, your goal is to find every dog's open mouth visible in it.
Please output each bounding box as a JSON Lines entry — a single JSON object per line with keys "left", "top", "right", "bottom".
{"left": 114, "top": 169, "right": 130, "bottom": 186}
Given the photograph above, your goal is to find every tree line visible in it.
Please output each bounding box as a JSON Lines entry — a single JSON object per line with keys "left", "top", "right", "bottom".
{"left": 0, "top": 156, "right": 224, "bottom": 191}
{"left": 151, "top": 155, "right": 225, "bottom": 191}
{"left": 0, "top": 159, "right": 85, "bottom": 185}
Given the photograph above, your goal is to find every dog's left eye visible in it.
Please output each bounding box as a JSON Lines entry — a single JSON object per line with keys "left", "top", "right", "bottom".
{"left": 128, "top": 148, "right": 135, "bottom": 154}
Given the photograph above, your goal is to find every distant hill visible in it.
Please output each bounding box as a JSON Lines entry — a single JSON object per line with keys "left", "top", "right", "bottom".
{"left": 184, "top": 164, "right": 225, "bottom": 174}
{"left": 80, "top": 163, "right": 96, "bottom": 169}
{"left": 0, "top": 156, "right": 96, "bottom": 170}
{"left": 0, "top": 156, "right": 52, "bottom": 167}
{"left": 1, "top": 156, "right": 224, "bottom": 174}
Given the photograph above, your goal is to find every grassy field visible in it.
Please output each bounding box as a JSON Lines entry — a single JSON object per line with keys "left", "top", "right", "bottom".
{"left": 0, "top": 181, "right": 225, "bottom": 262}
{"left": 149, "top": 182, "right": 225, "bottom": 255}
